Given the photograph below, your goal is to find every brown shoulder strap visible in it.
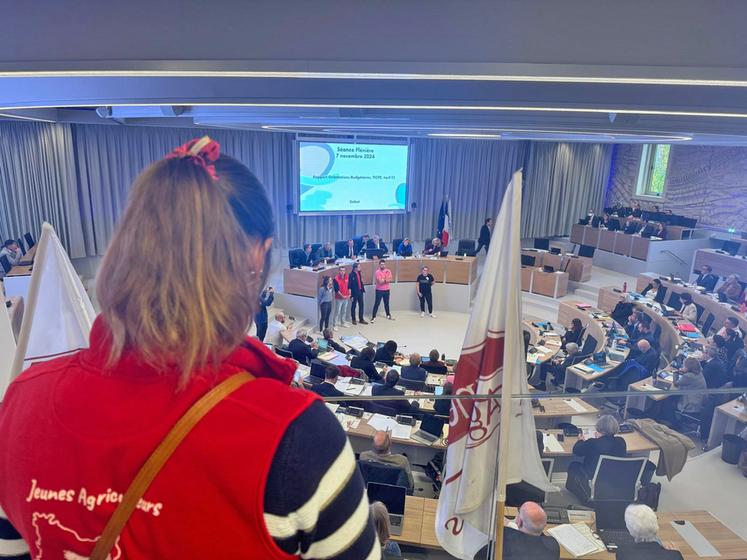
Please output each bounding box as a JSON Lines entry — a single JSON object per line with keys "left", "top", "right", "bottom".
{"left": 90, "top": 371, "right": 255, "bottom": 560}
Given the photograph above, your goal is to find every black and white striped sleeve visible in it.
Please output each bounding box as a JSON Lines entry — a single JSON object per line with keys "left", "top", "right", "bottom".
{"left": 264, "top": 400, "right": 380, "bottom": 560}
{"left": 0, "top": 507, "right": 30, "bottom": 559}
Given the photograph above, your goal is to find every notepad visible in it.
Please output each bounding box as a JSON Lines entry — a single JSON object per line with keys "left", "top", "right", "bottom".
{"left": 368, "top": 414, "right": 399, "bottom": 432}
{"left": 547, "top": 523, "right": 605, "bottom": 557}
{"left": 392, "top": 423, "right": 412, "bottom": 440}
{"left": 543, "top": 433, "right": 565, "bottom": 453}
{"left": 564, "top": 398, "right": 589, "bottom": 413}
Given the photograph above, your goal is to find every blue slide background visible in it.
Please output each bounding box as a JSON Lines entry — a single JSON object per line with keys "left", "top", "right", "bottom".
{"left": 299, "top": 141, "right": 408, "bottom": 213}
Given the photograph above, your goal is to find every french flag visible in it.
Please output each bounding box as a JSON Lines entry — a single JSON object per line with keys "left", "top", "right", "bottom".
{"left": 438, "top": 199, "right": 451, "bottom": 248}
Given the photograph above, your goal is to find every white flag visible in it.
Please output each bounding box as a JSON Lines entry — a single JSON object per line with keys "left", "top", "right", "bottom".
{"left": 0, "top": 282, "right": 17, "bottom": 398}
{"left": 10, "top": 223, "right": 95, "bottom": 381}
{"left": 435, "top": 171, "right": 554, "bottom": 559}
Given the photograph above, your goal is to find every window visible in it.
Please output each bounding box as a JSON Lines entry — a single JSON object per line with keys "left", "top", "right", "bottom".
{"left": 635, "top": 144, "right": 670, "bottom": 198}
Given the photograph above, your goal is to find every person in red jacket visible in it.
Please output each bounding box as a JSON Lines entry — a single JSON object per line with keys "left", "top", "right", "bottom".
{"left": 0, "top": 137, "right": 379, "bottom": 560}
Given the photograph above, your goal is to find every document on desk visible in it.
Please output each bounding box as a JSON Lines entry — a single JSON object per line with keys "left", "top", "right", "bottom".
{"left": 392, "top": 423, "right": 412, "bottom": 440}
{"left": 368, "top": 414, "right": 399, "bottom": 433}
{"left": 547, "top": 523, "right": 605, "bottom": 558}
{"left": 670, "top": 520, "right": 721, "bottom": 557}
{"left": 344, "top": 384, "right": 365, "bottom": 395}
{"left": 543, "top": 433, "right": 565, "bottom": 454}
{"left": 340, "top": 335, "right": 368, "bottom": 351}
{"left": 564, "top": 398, "right": 589, "bottom": 413}
{"left": 535, "top": 345, "right": 552, "bottom": 354}
{"left": 325, "top": 403, "right": 340, "bottom": 414}
{"left": 334, "top": 379, "right": 350, "bottom": 391}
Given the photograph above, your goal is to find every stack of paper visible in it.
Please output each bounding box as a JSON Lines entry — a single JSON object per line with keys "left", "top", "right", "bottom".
{"left": 547, "top": 523, "right": 605, "bottom": 557}
{"left": 368, "top": 414, "right": 399, "bottom": 432}
{"left": 543, "top": 433, "right": 565, "bottom": 454}
{"left": 392, "top": 423, "right": 412, "bottom": 440}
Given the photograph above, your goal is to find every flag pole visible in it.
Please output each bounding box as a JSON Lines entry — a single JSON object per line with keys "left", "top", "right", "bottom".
{"left": 493, "top": 171, "right": 524, "bottom": 560}
{"left": 9, "top": 224, "right": 52, "bottom": 380}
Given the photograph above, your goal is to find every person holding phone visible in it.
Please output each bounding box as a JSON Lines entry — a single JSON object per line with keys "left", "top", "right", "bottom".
{"left": 416, "top": 266, "right": 435, "bottom": 318}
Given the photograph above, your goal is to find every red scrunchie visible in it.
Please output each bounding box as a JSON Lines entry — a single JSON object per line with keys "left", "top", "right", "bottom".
{"left": 165, "top": 136, "right": 220, "bottom": 180}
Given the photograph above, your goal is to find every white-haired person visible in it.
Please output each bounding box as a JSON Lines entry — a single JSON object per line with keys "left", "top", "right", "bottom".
{"left": 616, "top": 504, "right": 683, "bottom": 559}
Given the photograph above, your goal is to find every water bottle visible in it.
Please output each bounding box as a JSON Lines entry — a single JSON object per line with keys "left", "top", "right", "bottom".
{"left": 623, "top": 281, "right": 627, "bottom": 293}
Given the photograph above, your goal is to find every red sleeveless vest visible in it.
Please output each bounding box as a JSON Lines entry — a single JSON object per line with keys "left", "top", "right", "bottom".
{"left": 0, "top": 317, "right": 316, "bottom": 559}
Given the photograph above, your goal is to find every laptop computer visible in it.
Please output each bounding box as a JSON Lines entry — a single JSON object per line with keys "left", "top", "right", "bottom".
{"left": 410, "top": 415, "right": 445, "bottom": 445}
{"left": 594, "top": 501, "right": 635, "bottom": 551}
{"left": 366, "top": 482, "right": 406, "bottom": 536}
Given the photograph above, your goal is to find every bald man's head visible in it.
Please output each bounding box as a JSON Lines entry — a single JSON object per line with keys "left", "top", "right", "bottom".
{"left": 637, "top": 339, "right": 651, "bottom": 353}
{"left": 372, "top": 431, "right": 391, "bottom": 454}
{"left": 517, "top": 502, "right": 547, "bottom": 536}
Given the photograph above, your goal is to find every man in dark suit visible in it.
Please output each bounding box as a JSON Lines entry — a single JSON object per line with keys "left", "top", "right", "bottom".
{"left": 353, "top": 234, "right": 370, "bottom": 255}
{"left": 617, "top": 504, "right": 684, "bottom": 559}
{"left": 310, "top": 365, "right": 345, "bottom": 399}
{"left": 371, "top": 370, "right": 420, "bottom": 415}
{"left": 502, "top": 502, "right": 560, "bottom": 560}
{"left": 254, "top": 287, "right": 274, "bottom": 341}
{"left": 476, "top": 217, "right": 492, "bottom": 254}
{"left": 633, "top": 339, "right": 660, "bottom": 375}
{"left": 400, "top": 353, "right": 427, "bottom": 383}
{"left": 338, "top": 239, "right": 356, "bottom": 259}
{"left": 702, "top": 346, "right": 728, "bottom": 388}
{"left": 301, "top": 243, "right": 315, "bottom": 266}
{"left": 350, "top": 346, "right": 382, "bottom": 383}
{"left": 288, "top": 329, "right": 318, "bottom": 365}
{"left": 348, "top": 262, "right": 368, "bottom": 325}
{"left": 696, "top": 265, "right": 719, "bottom": 293}
{"left": 366, "top": 234, "right": 388, "bottom": 253}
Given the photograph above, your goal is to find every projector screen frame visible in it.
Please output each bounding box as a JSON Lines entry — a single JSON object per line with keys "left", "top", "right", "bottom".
{"left": 295, "top": 136, "right": 411, "bottom": 216}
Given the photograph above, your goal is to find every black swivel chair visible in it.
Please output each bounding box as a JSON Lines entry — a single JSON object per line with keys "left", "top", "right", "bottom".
{"left": 422, "top": 363, "right": 448, "bottom": 374}
{"left": 16, "top": 238, "right": 26, "bottom": 255}
{"left": 288, "top": 248, "right": 307, "bottom": 268}
{"left": 391, "top": 238, "right": 403, "bottom": 253}
{"left": 587, "top": 455, "right": 647, "bottom": 504}
{"left": 397, "top": 377, "right": 426, "bottom": 392}
{"left": 310, "top": 243, "right": 322, "bottom": 255}
{"left": 667, "top": 292, "right": 682, "bottom": 311}
{"left": 456, "top": 239, "right": 477, "bottom": 256}
{"left": 695, "top": 304, "right": 705, "bottom": 325}
{"left": 424, "top": 238, "right": 433, "bottom": 252}
{"left": 357, "top": 461, "right": 411, "bottom": 493}
{"left": 580, "top": 335, "right": 598, "bottom": 357}
{"left": 0, "top": 255, "right": 12, "bottom": 274}
{"left": 275, "top": 347, "right": 294, "bottom": 360}
{"left": 334, "top": 240, "right": 349, "bottom": 258}
{"left": 24, "top": 233, "right": 35, "bottom": 248}
{"left": 701, "top": 313, "right": 715, "bottom": 336}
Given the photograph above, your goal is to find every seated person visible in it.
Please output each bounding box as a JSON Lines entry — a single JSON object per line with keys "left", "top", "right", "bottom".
{"left": 338, "top": 238, "right": 356, "bottom": 259}
{"left": 315, "top": 241, "right": 334, "bottom": 261}
{"left": 396, "top": 237, "right": 413, "bottom": 257}
{"left": 400, "top": 353, "right": 427, "bottom": 383}
{"left": 730, "top": 352, "right": 747, "bottom": 389}
{"left": 434, "top": 381, "right": 452, "bottom": 416}
{"left": 301, "top": 243, "right": 315, "bottom": 266}
{"left": 350, "top": 346, "right": 382, "bottom": 383}
{"left": 641, "top": 278, "right": 666, "bottom": 303}
{"left": 0, "top": 239, "right": 22, "bottom": 266}
{"left": 374, "top": 340, "right": 398, "bottom": 366}
{"left": 672, "top": 357, "right": 708, "bottom": 417}
{"left": 370, "top": 501, "right": 403, "bottom": 558}
{"left": 708, "top": 334, "right": 729, "bottom": 363}
{"left": 566, "top": 415, "right": 627, "bottom": 501}
{"left": 359, "top": 430, "right": 414, "bottom": 491}
{"left": 631, "top": 316, "right": 656, "bottom": 349}
{"left": 718, "top": 274, "right": 743, "bottom": 302}
{"left": 371, "top": 370, "right": 420, "bottom": 415}
{"left": 544, "top": 342, "right": 580, "bottom": 389}
{"left": 725, "top": 329, "right": 745, "bottom": 363}
{"left": 701, "top": 346, "right": 728, "bottom": 388}
{"left": 717, "top": 316, "right": 742, "bottom": 340}
{"left": 653, "top": 222, "right": 667, "bottom": 239}
{"left": 366, "top": 234, "right": 388, "bottom": 252}
{"left": 562, "top": 318, "right": 584, "bottom": 349}
{"left": 264, "top": 312, "right": 288, "bottom": 347}
{"left": 625, "top": 311, "right": 643, "bottom": 339}
{"left": 423, "top": 348, "right": 447, "bottom": 372}
{"left": 616, "top": 504, "right": 684, "bottom": 559}
{"left": 288, "top": 329, "right": 318, "bottom": 364}
{"left": 695, "top": 264, "right": 719, "bottom": 293}
{"left": 309, "top": 364, "right": 345, "bottom": 398}
{"left": 354, "top": 234, "right": 371, "bottom": 255}
{"left": 632, "top": 339, "right": 660, "bottom": 375}
{"left": 322, "top": 328, "right": 347, "bottom": 353}
{"left": 680, "top": 292, "right": 698, "bottom": 322}
{"left": 503, "top": 502, "right": 561, "bottom": 560}
{"left": 623, "top": 217, "right": 638, "bottom": 234}
{"left": 632, "top": 203, "right": 642, "bottom": 218}
{"left": 424, "top": 237, "right": 443, "bottom": 255}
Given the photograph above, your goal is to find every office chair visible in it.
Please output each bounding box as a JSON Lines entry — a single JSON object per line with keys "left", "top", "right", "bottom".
{"left": 667, "top": 292, "right": 682, "bottom": 311}
{"left": 694, "top": 303, "right": 705, "bottom": 324}
{"left": 422, "top": 363, "right": 448, "bottom": 374}
{"left": 391, "top": 238, "right": 403, "bottom": 253}
{"left": 334, "top": 240, "right": 349, "bottom": 258}
{"left": 275, "top": 347, "right": 294, "bottom": 360}
{"left": 287, "top": 248, "right": 306, "bottom": 268}
{"left": 424, "top": 238, "right": 433, "bottom": 252}
{"left": 397, "top": 377, "right": 426, "bottom": 392}
{"left": 24, "top": 232, "right": 35, "bottom": 248}
{"left": 580, "top": 335, "right": 598, "bottom": 356}
{"left": 366, "top": 402, "right": 398, "bottom": 417}
{"left": 310, "top": 243, "right": 322, "bottom": 255}
{"left": 0, "top": 255, "right": 12, "bottom": 274}
{"left": 456, "top": 239, "right": 477, "bottom": 256}
{"left": 588, "top": 455, "right": 647, "bottom": 503}
{"left": 654, "top": 286, "right": 667, "bottom": 304}
{"left": 701, "top": 313, "right": 715, "bottom": 336}
{"left": 16, "top": 238, "right": 25, "bottom": 255}
{"left": 541, "top": 458, "right": 555, "bottom": 479}
{"left": 357, "top": 461, "right": 411, "bottom": 493}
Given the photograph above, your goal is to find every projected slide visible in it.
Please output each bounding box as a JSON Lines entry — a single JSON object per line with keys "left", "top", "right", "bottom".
{"left": 299, "top": 141, "right": 408, "bottom": 214}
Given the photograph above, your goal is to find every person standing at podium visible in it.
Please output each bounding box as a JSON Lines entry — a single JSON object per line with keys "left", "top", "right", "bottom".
{"left": 476, "top": 218, "right": 492, "bottom": 254}
{"left": 348, "top": 262, "right": 368, "bottom": 325}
